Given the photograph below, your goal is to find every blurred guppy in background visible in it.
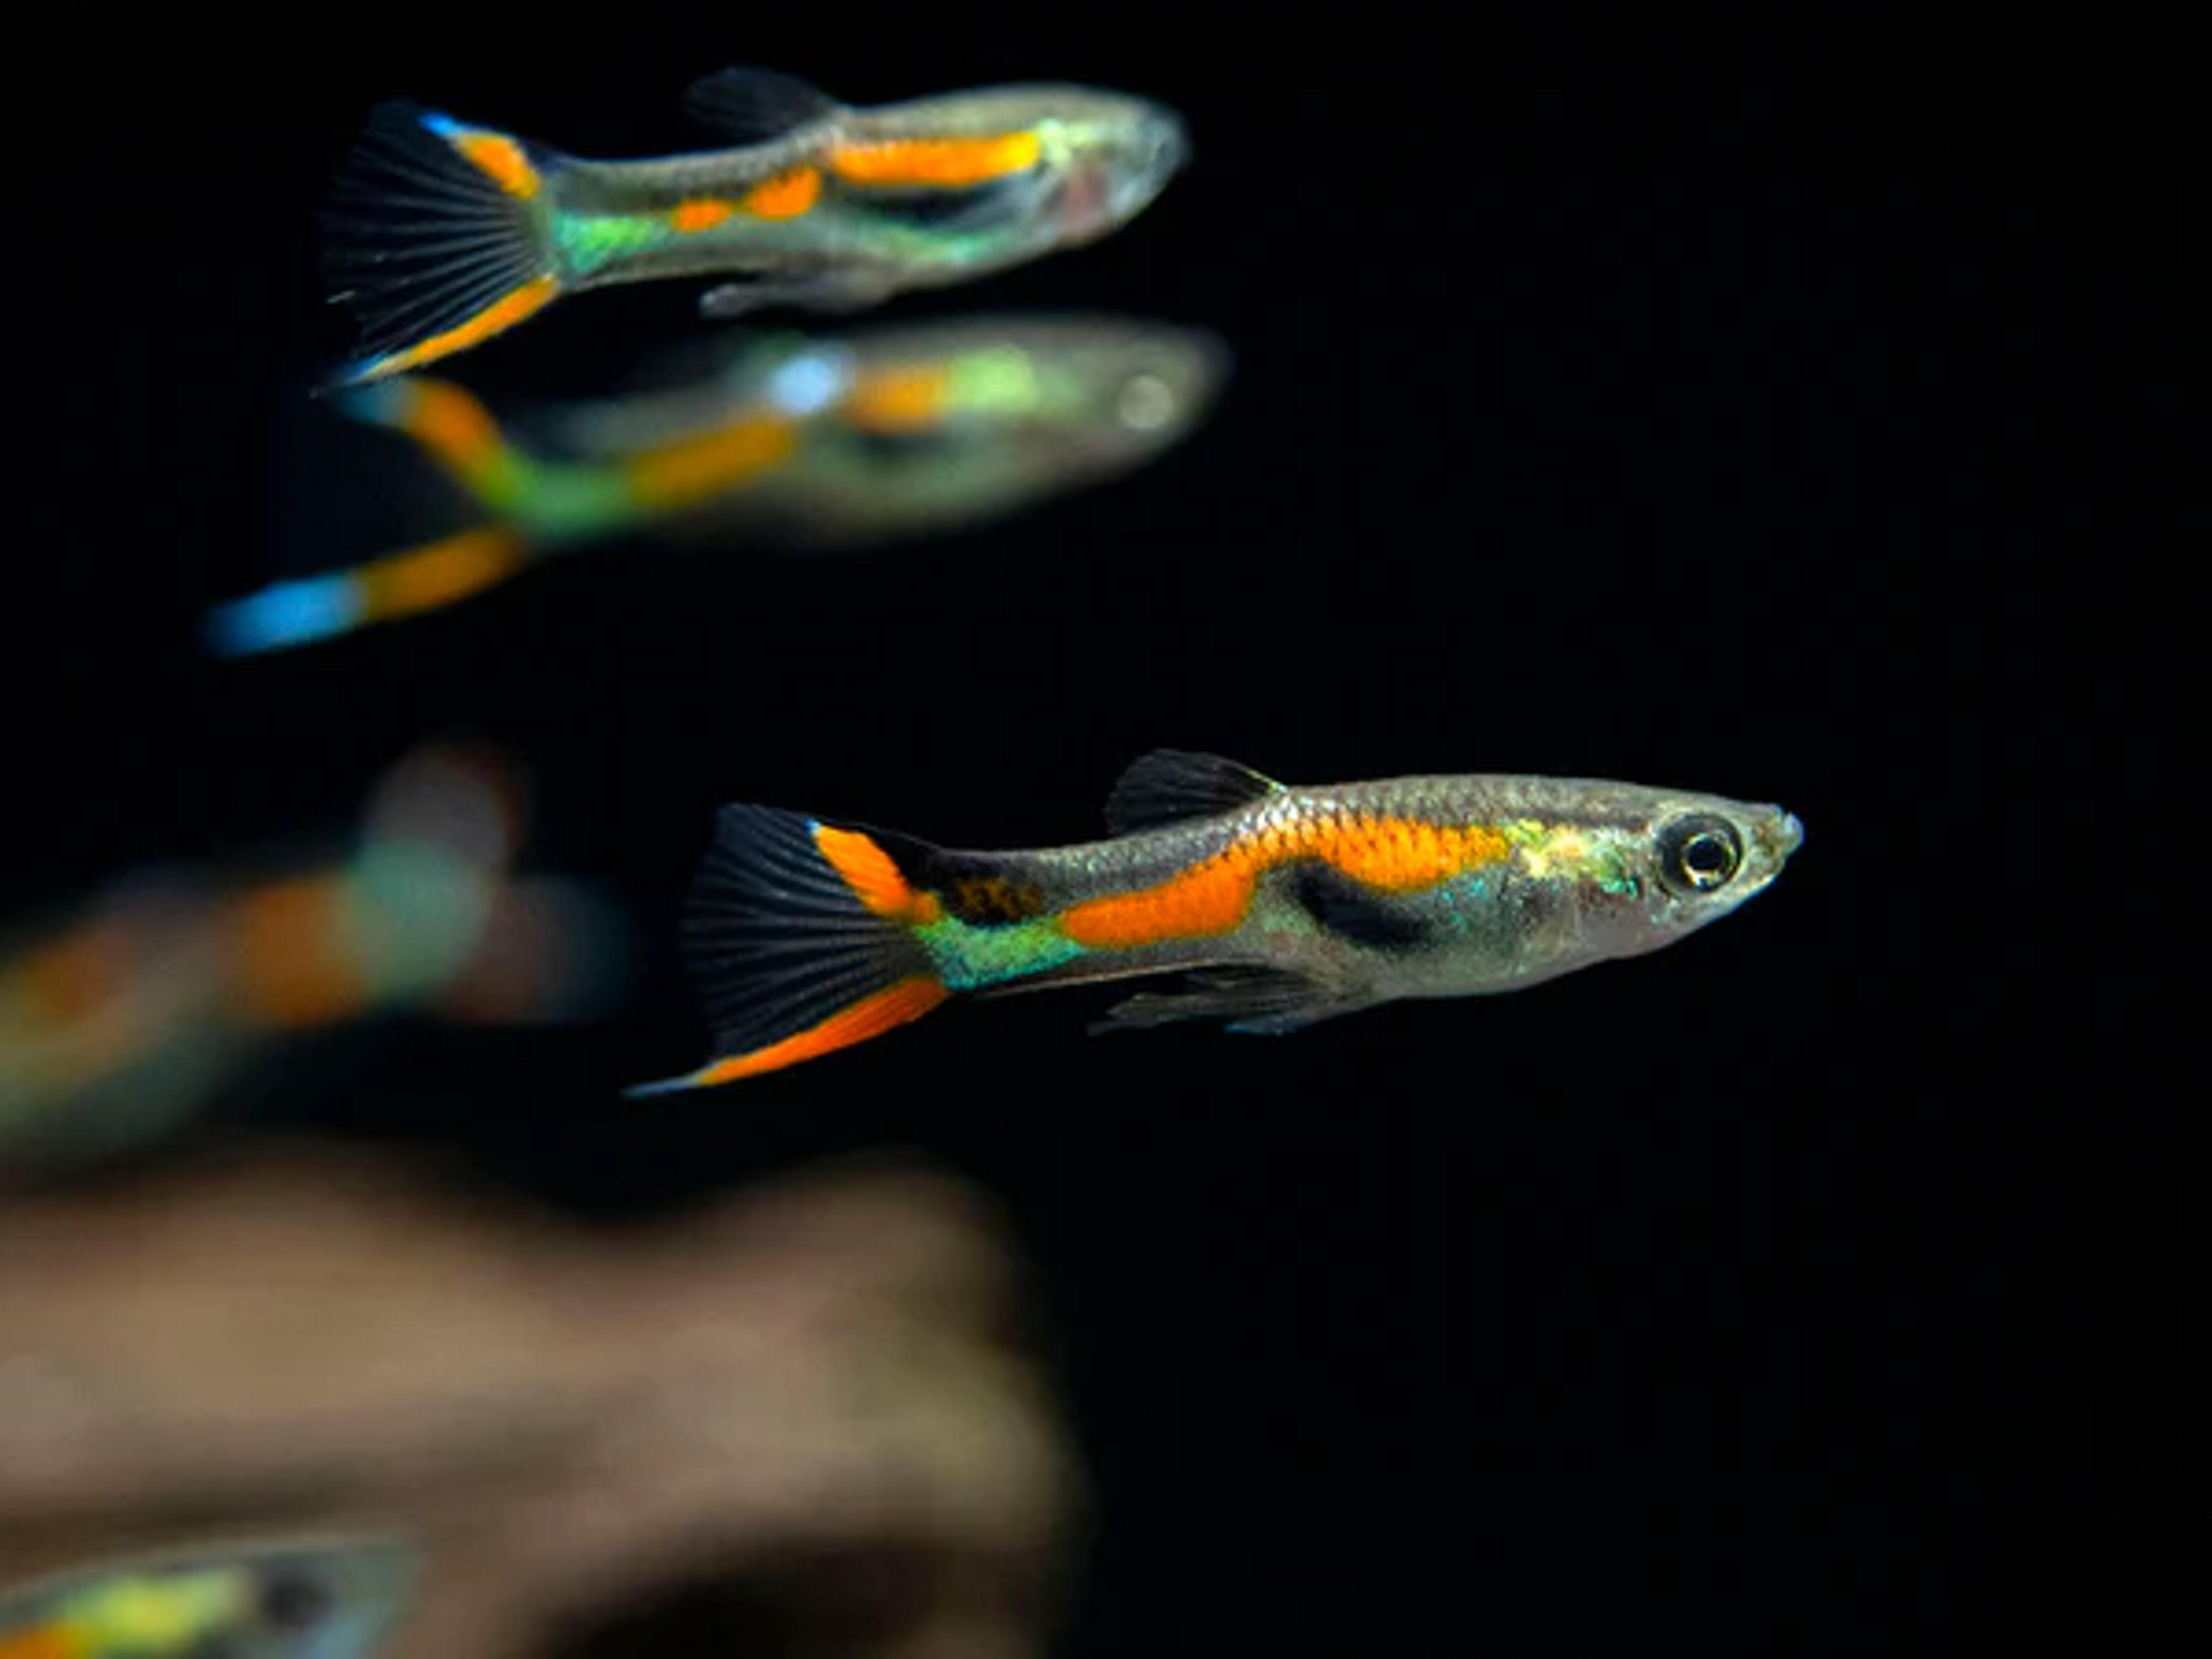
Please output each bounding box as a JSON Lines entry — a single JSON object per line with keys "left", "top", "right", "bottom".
{"left": 0, "top": 1156, "right": 1077, "bottom": 1657}
{"left": 0, "top": 744, "right": 625, "bottom": 1178}
{"left": 0, "top": 1535, "right": 414, "bottom": 1659}
{"left": 207, "top": 314, "right": 1225, "bottom": 654}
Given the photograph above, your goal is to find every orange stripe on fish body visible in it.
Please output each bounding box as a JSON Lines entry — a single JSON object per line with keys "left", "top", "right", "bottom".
{"left": 669, "top": 196, "right": 737, "bottom": 233}
{"left": 357, "top": 527, "right": 528, "bottom": 622}
{"left": 0, "top": 1626, "right": 88, "bottom": 1659}
{"left": 446, "top": 128, "right": 541, "bottom": 199}
{"left": 840, "top": 365, "right": 953, "bottom": 432}
{"left": 227, "top": 875, "right": 368, "bottom": 1028}
{"left": 1317, "top": 816, "right": 1511, "bottom": 891}
{"left": 671, "top": 169, "right": 818, "bottom": 233}
{"left": 812, "top": 825, "right": 943, "bottom": 924}
{"left": 621, "top": 414, "right": 800, "bottom": 510}
{"left": 827, "top": 132, "right": 1043, "bottom": 187}
{"left": 1057, "top": 812, "right": 1514, "bottom": 950}
{"left": 367, "top": 275, "right": 559, "bottom": 379}
{"left": 680, "top": 976, "right": 950, "bottom": 1085}
{"left": 743, "top": 166, "right": 821, "bottom": 218}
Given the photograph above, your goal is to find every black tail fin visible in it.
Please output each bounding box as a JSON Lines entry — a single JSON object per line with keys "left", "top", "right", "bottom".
{"left": 627, "top": 806, "right": 949, "bottom": 1093}
{"left": 323, "top": 103, "right": 563, "bottom": 387}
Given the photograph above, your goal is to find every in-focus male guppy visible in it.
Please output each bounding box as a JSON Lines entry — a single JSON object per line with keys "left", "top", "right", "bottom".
{"left": 0, "top": 1535, "right": 414, "bottom": 1659}
{"left": 325, "top": 67, "right": 1188, "bottom": 384}
{"left": 632, "top": 751, "right": 1804, "bottom": 1091}
{"left": 204, "top": 316, "right": 1226, "bottom": 654}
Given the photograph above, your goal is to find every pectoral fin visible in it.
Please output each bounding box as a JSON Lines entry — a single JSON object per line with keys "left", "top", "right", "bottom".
{"left": 698, "top": 271, "right": 898, "bottom": 320}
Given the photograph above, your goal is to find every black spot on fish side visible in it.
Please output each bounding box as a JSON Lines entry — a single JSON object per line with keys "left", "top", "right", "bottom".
{"left": 944, "top": 873, "right": 1050, "bottom": 926}
{"left": 257, "top": 1569, "right": 335, "bottom": 1630}
{"left": 857, "top": 177, "right": 1027, "bottom": 230}
{"left": 1287, "top": 863, "right": 1434, "bottom": 951}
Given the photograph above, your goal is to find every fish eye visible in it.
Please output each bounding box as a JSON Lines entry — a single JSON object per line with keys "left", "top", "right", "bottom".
{"left": 257, "top": 1569, "right": 334, "bottom": 1630}
{"left": 1115, "top": 372, "right": 1176, "bottom": 431}
{"left": 1658, "top": 814, "right": 1743, "bottom": 893}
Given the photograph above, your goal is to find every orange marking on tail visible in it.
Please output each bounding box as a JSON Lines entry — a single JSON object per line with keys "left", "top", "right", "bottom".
{"left": 685, "top": 976, "right": 950, "bottom": 1084}
{"left": 812, "top": 825, "right": 944, "bottom": 924}
{"left": 369, "top": 274, "right": 558, "bottom": 378}
{"left": 357, "top": 527, "right": 528, "bottom": 622}
{"left": 842, "top": 365, "right": 953, "bottom": 432}
{"left": 1059, "top": 812, "right": 1514, "bottom": 950}
{"left": 743, "top": 166, "right": 821, "bottom": 219}
{"left": 451, "top": 130, "right": 541, "bottom": 198}
{"left": 622, "top": 414, "right": 799, "bottom": 509}
{"left": 828, "top": 132, "right": 1043, "bottom": 187}
{"left": 399, "top": 379, "right": 505, "bottom": 474}
{"left": 670, "top": 196, "right": 737, "bottom": 233}
{"left": 226, "top": 876, "right": 365, "bottom": 1029}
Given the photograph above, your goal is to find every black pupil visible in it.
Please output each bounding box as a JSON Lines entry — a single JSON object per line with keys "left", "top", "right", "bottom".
{"left": 1683, "top": 834, "right": 1731, "bottom": 876}
{"left": 259, "top": 1571, "right": 332, "bottom": 1630}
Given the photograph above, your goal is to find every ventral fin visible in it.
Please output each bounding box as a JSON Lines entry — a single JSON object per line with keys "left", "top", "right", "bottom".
{"left": 1104, "top": 749, "right": 1283, "bottom": 834}
{"left": 682, "top": 68, "right": 843, "bottom": 142}
{"left": 1087, "top": 965, "right": 1346, "bottom": 1036}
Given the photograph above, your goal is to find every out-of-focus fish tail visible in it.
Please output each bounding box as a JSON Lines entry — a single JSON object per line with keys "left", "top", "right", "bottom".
{"left": 202, "top": 525, "right": 529, "bottom": 656}
{"left": 332, "top": 376, "right": 542, "bottom": 514}
{"left": 627, "top": 806, "right": 952, "bottom": 1093}
{"left": 322, "top": 103, "right": 565, "bottom": 387}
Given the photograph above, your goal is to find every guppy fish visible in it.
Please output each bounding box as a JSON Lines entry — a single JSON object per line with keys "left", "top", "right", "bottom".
{"left": 325, "top": 67, "right": 1188, "bottom": 385}
{"left": 0, "top": 745, "right": 623, "bottom": 1177}
{"left": 0, "top": 1535, "right": 413, "bottom": 1659}
{"left": 205, "top": 316, "right": 1225, "bottom": 656}
{"left": 631, "top": 750, "right": 1804, "bottom": 1091}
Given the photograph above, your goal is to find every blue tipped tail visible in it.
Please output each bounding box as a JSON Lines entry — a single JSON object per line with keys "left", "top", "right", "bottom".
{"left": 204, "top": 572, "right": 366, "bottom": 657}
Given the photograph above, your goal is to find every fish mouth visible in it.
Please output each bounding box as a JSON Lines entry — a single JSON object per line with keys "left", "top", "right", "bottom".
{"left": 1775, "top": 811, "right": 1805, "bottom": 855}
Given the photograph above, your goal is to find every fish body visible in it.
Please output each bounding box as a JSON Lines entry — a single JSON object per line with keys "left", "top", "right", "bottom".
{"left": 206, "top": 317, "right": 1225, "bottom": 654}
{"left": 0, "top": 747, "right": 623, "bottom": 1175}
{"left": 634, "top": 750, "right": 1804, "bottom": 1090}
{"left": 327, "top": 69, "right": 1187, "bottom": 384}
{"left": 0, "top": 1536, "right": 413, "bottom": 1659}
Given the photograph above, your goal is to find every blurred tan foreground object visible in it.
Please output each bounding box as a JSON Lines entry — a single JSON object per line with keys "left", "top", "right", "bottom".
{"left": 0, "top": 1152, "right": 1078, "bottom": 1658}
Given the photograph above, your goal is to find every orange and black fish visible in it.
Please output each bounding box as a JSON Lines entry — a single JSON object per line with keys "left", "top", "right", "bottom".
{"left": 632, "top": 751, "right": 1804, "bottom": 1090}
{"left": 324, "top": 68, "right": 1187, "bottom": 384}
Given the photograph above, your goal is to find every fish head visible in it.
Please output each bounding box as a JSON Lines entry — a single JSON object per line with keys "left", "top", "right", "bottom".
{"left": 230, "top": 1536, "right": 418, "bottom": 1659}
{"left": 1033, "top": 93, "right": 1189, "bottom": 242}
{"left": 1595, "top": 787, "right": 1804, "bottom": 959}
{"left": 976, "top": 316, "right": 1229, "bottom": 467}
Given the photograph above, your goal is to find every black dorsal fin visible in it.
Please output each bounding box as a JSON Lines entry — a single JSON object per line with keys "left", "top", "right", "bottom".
{"left": 1104, "top": 749, "right": 1283, "bottom": 834}
{"left": 681, "top": 68, "right": 842, "bottom": 142}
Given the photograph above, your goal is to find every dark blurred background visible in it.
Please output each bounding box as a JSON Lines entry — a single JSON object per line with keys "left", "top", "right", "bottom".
{"left": 2, "top": 11, "right": 2179, "bottom": 1655}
